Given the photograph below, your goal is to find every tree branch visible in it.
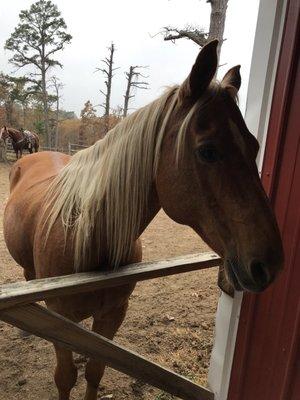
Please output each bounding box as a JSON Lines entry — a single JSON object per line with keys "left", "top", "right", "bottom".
{"left": 162, "top": 26, "right": 208, "bottom": 47}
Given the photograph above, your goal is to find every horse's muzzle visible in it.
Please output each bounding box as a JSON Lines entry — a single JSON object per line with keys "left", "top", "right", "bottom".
{"left": 226, "top": 257, "right": 278, "bottom": 293}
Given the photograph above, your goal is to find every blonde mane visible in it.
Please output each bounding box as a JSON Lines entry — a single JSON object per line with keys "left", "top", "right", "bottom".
{"left": 45, "top": 84, "right": 216, "bottom": 272}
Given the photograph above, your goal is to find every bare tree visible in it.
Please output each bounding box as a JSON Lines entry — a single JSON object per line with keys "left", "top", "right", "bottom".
{"left": 161, "top": 0, "right": 229, "bottom": 58}
{"left": 49, "top": 76, "right": 64, "bottom": 149}
{"left": 163, "top": 25, "right": 207, "bottom": 47}
{"left": 96, "top": 43, "right": 119, "bottom": 132}
{"left": 123, "top": 66, "right": 149, "bottom": 118}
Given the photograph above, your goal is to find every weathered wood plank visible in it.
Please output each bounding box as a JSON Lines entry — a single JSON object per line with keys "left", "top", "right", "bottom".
{"left": 0, "top": 303, "right": 214, "bottom": 400}
{"left": 0, "top": 252, "right": 221, "bottom": 310}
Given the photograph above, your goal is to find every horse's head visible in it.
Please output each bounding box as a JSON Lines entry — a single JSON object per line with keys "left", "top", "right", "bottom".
{"left": 156, "top": 40, "right": 283, "bottom": 293}
{"left": 0, "top": 126, "right": 9, "bottom": 142}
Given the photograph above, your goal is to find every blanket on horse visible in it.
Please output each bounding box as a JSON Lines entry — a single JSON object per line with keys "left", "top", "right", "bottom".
{"left": 23, "top": 130, "right": 36, "bottom": 149}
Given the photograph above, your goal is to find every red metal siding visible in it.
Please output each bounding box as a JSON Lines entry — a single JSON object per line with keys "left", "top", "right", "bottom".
{"left": 228, "top": 0, "right": 300, "bottom": 399}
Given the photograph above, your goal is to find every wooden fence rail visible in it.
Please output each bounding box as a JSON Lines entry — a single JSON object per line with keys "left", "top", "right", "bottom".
{"left": 0, "top": 304, "right": 214, "bottom": 400}
{"left": 0, "top": 252, "right": 221, "bottom": 400}
{"left": 0, "top": 252, "right": 220, "bottom": 310}
{"left": 3, "top": 141, "right": 88, "bottom": 161}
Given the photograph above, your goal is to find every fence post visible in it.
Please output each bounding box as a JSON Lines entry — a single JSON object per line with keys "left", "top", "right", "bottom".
{"left": 68, "top": 142, "right": 71, "bottom": 155}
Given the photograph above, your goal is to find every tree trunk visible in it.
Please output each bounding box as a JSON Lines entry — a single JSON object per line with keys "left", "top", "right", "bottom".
{"left": 78, "top": 125, "right": 84, "bottom": 145}
{"left": 41, "top": 67, "right": 49, "bottom": 147}
{"left": 41, "top": 39, "right": 49, "bottom": 147}
{"left": 104, "top": 43, "right": 114, "bottom": 118}
{"left": 122, "top": 66, "right": 149, "bottom": 118}
{"left": 5, "top": 101, "right": 13, "bottom": 126}
{"left": 123, "top": 67, "right": 133, "bottom": 118}
{"left": 55, "top": 89, "right": 59, "bottom": 149}
{"left": 103, "top": 43, "right": 115, "bottom": 133}
{"left": 207, "top": 0, "right": 229, "bottom": 59}
{"left": 22, "top": 103, "right": 27, "bottom": 128}
{"left": 55, "top": 113, "right": 59, "bottom": 149}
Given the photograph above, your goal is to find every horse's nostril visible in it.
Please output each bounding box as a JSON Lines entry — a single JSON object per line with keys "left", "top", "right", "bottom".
{"left": 250, "top": 261, "right": 270, "bottom": 287}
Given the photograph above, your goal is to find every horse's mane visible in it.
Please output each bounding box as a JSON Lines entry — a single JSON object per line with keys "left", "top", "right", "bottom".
{"left": 45, "top": 83, "right": 222, "bottom": 272}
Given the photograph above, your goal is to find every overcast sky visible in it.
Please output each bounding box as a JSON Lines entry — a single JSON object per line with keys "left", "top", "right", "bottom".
{"left": 0, "top": 0, "right": 259, "bottom": 117}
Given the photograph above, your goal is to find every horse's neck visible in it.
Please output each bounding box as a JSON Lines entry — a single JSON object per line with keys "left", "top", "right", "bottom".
{"left": 138, "top": 184, "right": 161, "bottom": 237}
{"left": 9, "top": 129, "right": 23, "bottom": 142}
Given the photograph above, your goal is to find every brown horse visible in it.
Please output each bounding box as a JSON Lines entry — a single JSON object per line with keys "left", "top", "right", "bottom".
{"left": 3, "top": 40, "right": 283, "bottom": 400}
{"left": 0, "top": 126, "right": 39, "bottom": 159}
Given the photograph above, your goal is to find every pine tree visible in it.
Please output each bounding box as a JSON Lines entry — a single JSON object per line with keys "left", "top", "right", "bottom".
{"left": 0, "top": 74, "right": 29, "bottom": 126}
{"left": 5, "top": 0, "right": 72, "bottom": 146}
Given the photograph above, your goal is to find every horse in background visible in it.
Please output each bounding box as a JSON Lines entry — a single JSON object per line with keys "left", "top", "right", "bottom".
{"left": 0, "top": 126, "right": 39, "bottom": 159}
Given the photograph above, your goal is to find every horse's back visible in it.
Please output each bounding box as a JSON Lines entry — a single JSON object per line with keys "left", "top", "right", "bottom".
{"left": 9, "top": 151, "right": 70, "bottom": 192}
{"left": 29, "top": 131, "right": 40, "bottom": 148}
{"left": 4, "top": 152, "right": 70, "bottom": 270}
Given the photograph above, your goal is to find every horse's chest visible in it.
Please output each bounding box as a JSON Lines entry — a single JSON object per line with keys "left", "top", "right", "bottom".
{"left": 46, "top": 284, "right": 135, "bottom": 322}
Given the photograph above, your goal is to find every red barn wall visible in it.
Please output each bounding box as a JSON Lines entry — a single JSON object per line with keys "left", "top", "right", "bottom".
{"left": 228, "top": 0, "right": 300, "bottom": 399}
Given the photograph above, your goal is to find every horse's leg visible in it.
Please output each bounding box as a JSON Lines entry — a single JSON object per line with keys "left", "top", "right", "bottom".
{"left": 54, "top": 344, "right": 78, "bottom": 400}
{"left": 44, "top": 298, "right": 80, "bottom": 400}
{"left": 24, "top": 268, "right": 36, "bottom": 281}
{"left": 84, "top": 301, "right": 130, "bottom": 400}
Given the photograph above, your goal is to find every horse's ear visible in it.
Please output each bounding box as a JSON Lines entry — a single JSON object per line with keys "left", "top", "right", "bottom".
{"left": 221, "top": 65, "right": 241, "bottom": 98}
{"left": 179, "top": 39, "right": 219, "bottom": 102}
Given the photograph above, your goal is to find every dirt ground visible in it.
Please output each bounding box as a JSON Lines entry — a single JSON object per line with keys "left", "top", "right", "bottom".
{"left": 0, "top": 162, "right": 220, "bottom": 400}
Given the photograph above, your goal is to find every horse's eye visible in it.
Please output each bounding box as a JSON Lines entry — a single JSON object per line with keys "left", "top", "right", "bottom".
{"left": 197, "top": 144, "right": 221, "bottom": 163}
